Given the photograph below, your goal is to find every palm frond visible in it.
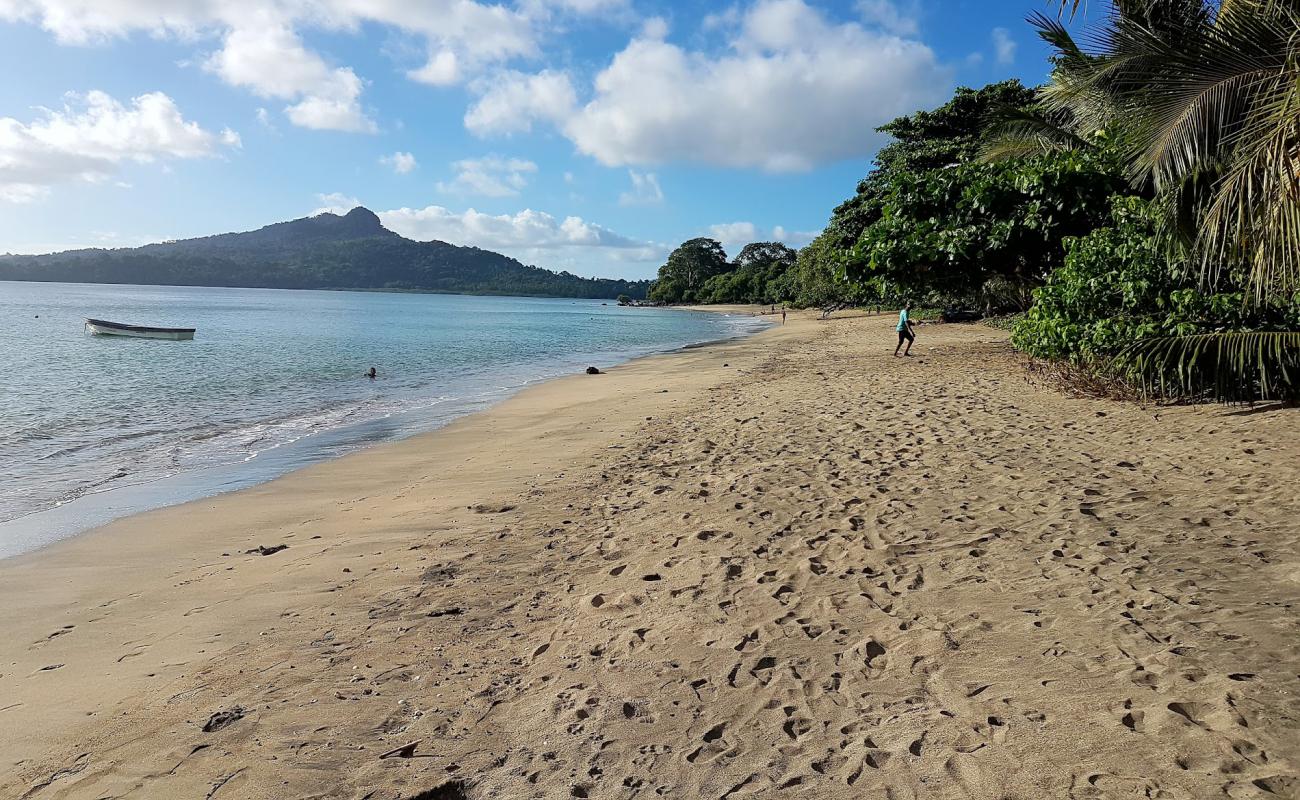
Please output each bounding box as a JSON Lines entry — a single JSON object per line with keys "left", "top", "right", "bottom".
{"left": 979, "top": 104, "right": 1090, "bottom": 161}
{"left": 1035, "top": 0, "right": 1300, "bottom": 300}
{"left": 1119, "top": 330, "right": 1300, "bottom": 402}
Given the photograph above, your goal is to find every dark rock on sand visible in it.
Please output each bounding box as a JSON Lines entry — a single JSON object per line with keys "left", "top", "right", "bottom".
{"left": 202, "top": 707, "right": 245, "bottom": 732}
{"left": 246, "top": 544, "right": 288, "bottom": 556}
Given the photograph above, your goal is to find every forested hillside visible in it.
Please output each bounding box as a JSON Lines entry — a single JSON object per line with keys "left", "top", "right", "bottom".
{"left": 0, "top": 207, "right": 650, "bottom": 300}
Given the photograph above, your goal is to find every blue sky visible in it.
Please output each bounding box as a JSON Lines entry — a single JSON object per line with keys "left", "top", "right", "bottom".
{"left": 0, "top": 0, "right": 1081, "bottom": 278}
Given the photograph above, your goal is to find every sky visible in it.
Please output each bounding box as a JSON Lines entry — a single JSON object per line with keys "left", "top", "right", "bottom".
{"left": 0, "top": 0, "right": 1079, "bottom": 279}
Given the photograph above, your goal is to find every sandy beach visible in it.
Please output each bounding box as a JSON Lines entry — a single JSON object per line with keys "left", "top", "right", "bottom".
{"left": 2, "top": 309, "right": 1297, "bottom": 800}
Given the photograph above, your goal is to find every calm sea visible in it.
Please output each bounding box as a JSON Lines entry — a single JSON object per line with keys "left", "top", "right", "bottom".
{"left": 0, "top": 282, "right": 765, "bottom": 557}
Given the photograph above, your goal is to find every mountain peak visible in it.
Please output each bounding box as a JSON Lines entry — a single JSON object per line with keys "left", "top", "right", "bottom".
{"left": 335, "top": 206, "right": 386, "bottom": 235}
{"left": 342, "top": 206, "right": 381, "bottom": 225}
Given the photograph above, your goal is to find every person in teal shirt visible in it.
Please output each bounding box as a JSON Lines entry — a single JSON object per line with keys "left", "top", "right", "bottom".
{"left": 894, "top": 305, "right": 915, "bottom": 356}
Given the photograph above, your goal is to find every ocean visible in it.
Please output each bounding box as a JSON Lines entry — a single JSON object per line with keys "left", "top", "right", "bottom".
{"left": 0, "top": 282, "right": 766, "bottom": 557}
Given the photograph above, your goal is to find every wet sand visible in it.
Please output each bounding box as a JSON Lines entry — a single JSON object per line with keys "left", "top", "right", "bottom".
{"left": 1, "top": 309, "right": 1297, "bottom": 799}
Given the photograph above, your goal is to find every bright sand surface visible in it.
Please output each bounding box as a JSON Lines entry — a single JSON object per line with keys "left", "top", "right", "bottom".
{"left": 2, "top": 309, "right": 1298, "bottom": 799}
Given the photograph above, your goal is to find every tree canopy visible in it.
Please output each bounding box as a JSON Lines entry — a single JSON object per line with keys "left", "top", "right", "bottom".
{"left": 648, "top": 238, "right": 731, "bottom": 304}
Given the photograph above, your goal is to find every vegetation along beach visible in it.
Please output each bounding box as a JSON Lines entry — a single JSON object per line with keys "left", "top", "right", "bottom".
{"left": 1, "top": 0, "right": 1298, "bottom": 799}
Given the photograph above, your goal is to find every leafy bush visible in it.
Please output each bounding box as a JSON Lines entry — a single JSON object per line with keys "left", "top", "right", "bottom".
{"left": 1013, "top": 197, "right": 1243, "bottom": 359}
{"left": 1012, "top": 196, "right": 1300, "bottom": 400}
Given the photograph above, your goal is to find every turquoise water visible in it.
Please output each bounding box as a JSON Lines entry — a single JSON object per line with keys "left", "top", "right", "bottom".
{"left": 0, "top": 282, "right": 765, "bottom": 557}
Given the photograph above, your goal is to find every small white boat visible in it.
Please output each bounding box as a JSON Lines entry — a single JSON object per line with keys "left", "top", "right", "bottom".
{"left": 85, "top": 318, "right": 196, "bottom": 341}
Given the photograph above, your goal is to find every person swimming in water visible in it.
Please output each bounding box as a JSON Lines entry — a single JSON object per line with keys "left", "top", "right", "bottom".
{"left": 366, "top": 367, "right": 377, "bottom": 379}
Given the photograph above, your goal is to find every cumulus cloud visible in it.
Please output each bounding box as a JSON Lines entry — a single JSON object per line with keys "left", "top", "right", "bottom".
{"left": 205, "top": 22, "right": 374, "bottom": 133}
{"left": 707, "top": 221, "right": 759, "bottom": 247}
{"left": 379, "top": 204, "right": 665, "bottom": 273}
{"left": 464, "top": 70, "right": 577, "bottom": 136}
{"left": 380, "top": 151, "right": 418, "bottom": 174}
{"left": 468, "top": 0, "right": 950, "bottom": 171}
{"left": 992, "top": 27, "right": 1016, "bottom": 65}
{"left": 855, "top": 0, "right": 920, "bottom": 36}
{"left": 0, "top": 0, "right": 612, "bottom": 132}
{"left": 709, "top": 221, "right": 815, "bottom": 248}
{"left": 772, "top": 225, "right": 817, "bottom": 247}
{"left": 436, "top": 155, "right": 537, "bottom": 197}
{"left": 0, "top": 89, "right": 234, "bottom": 203}
{"left": 312, "top": 191, "right": 362, "bottom": 215}
{"left": 618, "top": 170, "right": 663, "bottom": 206}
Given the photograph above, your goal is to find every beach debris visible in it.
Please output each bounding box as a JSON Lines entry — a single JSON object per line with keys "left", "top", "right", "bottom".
{"left": 202, "top": 707, "right": 245, "bottom": 732}
{"left": 470, "top": 503, "right": 516, "bottom": 514}
{"left": 205, "top": 768, "right": 246, "bottom": 799}
{"left": 379, "top": 740, "right": 421, "bottom": 759}
{"left": 246, "top": 544, "right": 288, "bottom": 556}
{"left": 586, "top": 366, "right": 601, "bottom": 374}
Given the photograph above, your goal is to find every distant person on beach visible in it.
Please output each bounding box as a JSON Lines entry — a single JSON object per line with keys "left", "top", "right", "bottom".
{"left": 366, "top": 367, "right": 377, "bottom": 379}
{"left": 782, "top": 307, "right": 787, "bottom": 325}
{"left": 894, "top": 306, "right": 915, "bottom": 357}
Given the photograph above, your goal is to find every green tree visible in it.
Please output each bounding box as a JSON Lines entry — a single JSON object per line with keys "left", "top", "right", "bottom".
{"left": 825, "top": 81, "right": 1041, "bottom": 266}
{"left": 837, "top": 82, "right": 1126, "bottom": 309}
{"left": 648, "top": 238, "right": 730, "bottom": 303}
{"left": 698, "top": 242, "right": 798, "bottom": 304}
{"left": 786, "top": 232, "right": 874, "bottom": 308}
{"left": 988, "top": 0, "right": 1300, "bottom": 400}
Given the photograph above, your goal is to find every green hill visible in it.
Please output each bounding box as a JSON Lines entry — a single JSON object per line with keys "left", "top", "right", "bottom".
{"left": 0, "top": 207, "right": 650, "bottom": 300}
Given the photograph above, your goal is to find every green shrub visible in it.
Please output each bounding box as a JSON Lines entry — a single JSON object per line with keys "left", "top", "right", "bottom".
{"left": 1012, "top": 196, "right": 1300, "bottom": 399}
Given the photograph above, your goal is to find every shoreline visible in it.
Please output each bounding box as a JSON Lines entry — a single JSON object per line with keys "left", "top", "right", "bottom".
{"left": 0, "top": 305, "right": 796, "bottom": 795}
{"left": 2, "top": 309, "right": 1297, "bottom": 799}
{"left": 0, "top": 304, "right": 770, "bottom": 561}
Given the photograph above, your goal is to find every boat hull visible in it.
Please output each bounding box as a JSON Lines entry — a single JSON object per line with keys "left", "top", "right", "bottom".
{"left": 85, "top": 319, "right": 196, "bottom": 340}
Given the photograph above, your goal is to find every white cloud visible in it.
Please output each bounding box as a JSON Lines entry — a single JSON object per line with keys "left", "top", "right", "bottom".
{"left": 519, "top": 0, "right": 629, "bottom": 14}
{"left": 0, "top": 0, "right": 618, "bottom": 132}
{"left": 640, "top": 16, "right": 668, "bottom": 39}
{"left": 709, "top": 221, "right": 815, "bottom": 248}
{"left": 408, "top": 50, "right": 460, "bottom": 86}
{"left": 618, "top": 169, "right": 663, "bottom": 206}
{"left": 0, "top": 89, "right": 234, "bottom": 203}
{"left": 772, "top": 225, "right": 816, "bottom": 247}
{"left": 312, "top": 191, "right": 362, "bottom": 215}
{"left": 702, "top": 5, "right": 741, "bottom": 31}
{"left": 205, "top": 22, "right": 374, "bottom": 133}
{"left": 707, "top": 221, "right": 758, "bottom": 247}
{"left": 464, "top": 69, "right": 577, "bottom": 136}
{"left": 380, "top": 150, "right": 418, "bottom": 174}
{"left": 992, "top": 27, "right": 1016, "bottom": 65}
{"left": 220, "top": 127, "right": 241, "bottom": 148}
{"left": 855, "top": 0, "right": 920, "bottom": 36}
{"left": 471, "top": 0, "right": 950, "bottom": 171}
{"left": 379, "top": 204, "right": 665, "bottom": 274}
{"left": 436, "top": 155, "right": 537, "bottom": 197}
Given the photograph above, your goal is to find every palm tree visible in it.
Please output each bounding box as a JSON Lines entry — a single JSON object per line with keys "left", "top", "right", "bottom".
{"left": 988, "top": 0, "right": 1300, "bottom": 401}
